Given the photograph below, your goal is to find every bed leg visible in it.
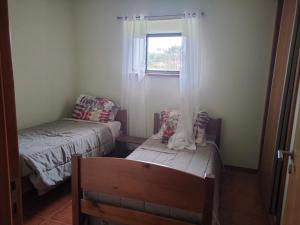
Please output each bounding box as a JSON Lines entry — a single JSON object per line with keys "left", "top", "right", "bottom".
{"left": 72, "top": 154, "right": 83, "bottom": 225}
{"left": 202, "top": 178, "right": 215, "bottom": 225}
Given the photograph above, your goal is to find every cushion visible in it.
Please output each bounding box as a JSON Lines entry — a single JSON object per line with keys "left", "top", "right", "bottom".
{"left": 193, "top": 111, "right": 210, "bottom": 146}
{"left": 72, "top": 95, "right": 118, "bottom": 123}
{"left": 157, "top": 110, "right": 181, "bottom": 142}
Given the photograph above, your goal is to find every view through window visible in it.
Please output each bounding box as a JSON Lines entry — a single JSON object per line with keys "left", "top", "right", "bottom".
{"left": 146, "top": 33, "right": 182, "bottom": 75}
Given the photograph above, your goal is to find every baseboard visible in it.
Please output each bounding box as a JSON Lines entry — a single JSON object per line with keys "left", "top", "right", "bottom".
{"left": 224, "top": 165, "right": 258, "bottom": 174}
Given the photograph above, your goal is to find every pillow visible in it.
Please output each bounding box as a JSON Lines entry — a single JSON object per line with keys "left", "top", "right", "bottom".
{"left": 157, "top": 110, "right": 181, "bottom": 143}
{"left": 72, "top": 103, "right": 92, "bottom": 120}
{"left": 72, "top": 95, "right": 118, "bottom": 123}
{"left": 193, "top": 111, "right": 210, "bottom": 146}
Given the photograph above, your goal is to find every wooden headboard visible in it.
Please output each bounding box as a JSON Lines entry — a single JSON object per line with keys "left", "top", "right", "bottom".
{"left": 153, "top": 113, "right": 222, "bottom": 148}
{"left": 115, "top": 110, "right": 127, "bottom": 136}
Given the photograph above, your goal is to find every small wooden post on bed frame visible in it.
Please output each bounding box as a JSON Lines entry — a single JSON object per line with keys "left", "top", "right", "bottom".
{"left": 115, "top": 109, "right": 128, "bottom": 136}
{"left": 72, "top": 155, "right": 83, "bottom": 225}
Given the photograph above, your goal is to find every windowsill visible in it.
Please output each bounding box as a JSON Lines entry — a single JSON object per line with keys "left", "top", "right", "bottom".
{"left": 145, "top": 73, "right": 180, "bottom": 77}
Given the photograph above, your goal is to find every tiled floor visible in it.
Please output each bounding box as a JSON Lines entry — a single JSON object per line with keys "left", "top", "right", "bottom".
{"left": 23, "top": 183, "right": 72, "bottom": 225}
{"left": 23, "top": 170, "right": 270, "bottom": 225}
{"left": 219, "top": 170, "right": 270, "bottom": 225}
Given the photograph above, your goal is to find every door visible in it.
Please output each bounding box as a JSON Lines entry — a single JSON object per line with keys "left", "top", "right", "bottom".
{"left": 281, "top": 78, "right": 300, "bottom": 225}
{"left": 260, "top": 0, "right": 299, "bottom": 211}
{"left": 0, "top": 0, "right": 23, "bottom": 224}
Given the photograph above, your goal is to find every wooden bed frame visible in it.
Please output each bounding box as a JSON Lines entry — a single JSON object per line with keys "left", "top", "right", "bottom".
{"left": 72, "top": 114, "right": 222, "bottom": 225}
{"left": 21, "top": 109, "right": 128, "bottom": 194}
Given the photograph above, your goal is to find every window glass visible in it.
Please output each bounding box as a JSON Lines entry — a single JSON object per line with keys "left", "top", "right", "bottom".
{"left": 146, "top": 33, "right": 182, "bottom": 74}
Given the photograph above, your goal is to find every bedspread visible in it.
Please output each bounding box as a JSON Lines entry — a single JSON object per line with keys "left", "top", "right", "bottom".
{"left": 19, "top": 119, "right": 120, "bottom": 194}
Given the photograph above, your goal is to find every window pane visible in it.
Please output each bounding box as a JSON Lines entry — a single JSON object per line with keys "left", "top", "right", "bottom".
{"left": 147, "top": 35, "right": 182, "bottom": 72}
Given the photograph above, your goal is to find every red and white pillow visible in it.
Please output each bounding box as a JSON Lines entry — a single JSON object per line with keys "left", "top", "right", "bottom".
{"left": 157, "top": 110, "right": 181, "bottom": 141}
{"left": 193, "top": 111, "right": 210, "bottom": 146}
{"left": 72, "top": 95, "right": 118, "bottom": 123}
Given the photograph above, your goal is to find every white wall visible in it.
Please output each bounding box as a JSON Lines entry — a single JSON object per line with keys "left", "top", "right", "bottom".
{"left": 8, "top": 0, "right": 277, "bottom": 169}
{"left": 74, "top": 0, "right": 277, "bottom": 169}
{"left": 8, "top": 0, "right": 76, "bottom": 129}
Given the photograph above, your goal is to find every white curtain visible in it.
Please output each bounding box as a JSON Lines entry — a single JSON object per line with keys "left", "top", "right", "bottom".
{"left": 121, "top": 16, "right": 148, "bottom": 137}
{"left": 168, "top": 13, "right": 201, "bottom": 150}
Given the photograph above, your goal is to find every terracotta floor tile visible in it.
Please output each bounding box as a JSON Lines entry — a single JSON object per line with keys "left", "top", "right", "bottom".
{"left": 23, "top": 183, "right": 72, "bottom": 220}
{"left": 220, "top": 188, "right": 265, "bottom": 214}
{"left": 220, "top": 209, "right": 269, "bottom": 225}
{"left": 220, "top": 170, "right": 270, "bottom": 225}
{"left": 51, "top": 201, "right": 72, "bottom": 224}
{"left": 41, "top": 220, "right": 67, "bottom": 225}
{"left": 36, "top": 195, "right": 71, "bottom": 218}
{"left": 23, "top": 215, "right": 45, "bottom": 225}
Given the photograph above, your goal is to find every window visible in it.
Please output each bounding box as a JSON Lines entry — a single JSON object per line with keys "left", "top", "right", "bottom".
{"left": 146, "top": 33, "right": 182, "bottom": 75}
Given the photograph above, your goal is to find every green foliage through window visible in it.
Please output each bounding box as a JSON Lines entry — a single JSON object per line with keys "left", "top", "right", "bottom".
{"left": 146, "top": 34, "right": 182, "bottom": 74}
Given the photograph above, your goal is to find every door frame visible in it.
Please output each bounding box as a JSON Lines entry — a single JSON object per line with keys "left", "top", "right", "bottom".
{"left": 259, "top": 0, "right": 300, "bottom": 221}
{"left": 0, "top": 53, "right": 14, "bottom": 225}
{"left": 280, "top": 60, "right": 300, "bottom": 223}
{"left": 259, "top": 0, "right": 284, "bottom": 170}
{"left": 0, "top": 0, "right": 23, "bottom": 224}
{"left": 276, "top": 46, "right": 300, "bottom": 224}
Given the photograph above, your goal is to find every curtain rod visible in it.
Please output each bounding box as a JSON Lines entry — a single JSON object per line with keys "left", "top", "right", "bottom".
{"left": 117, "top": 12, "right": 205, "bottom": 21}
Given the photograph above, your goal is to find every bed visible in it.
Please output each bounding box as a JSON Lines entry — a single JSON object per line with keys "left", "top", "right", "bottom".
{"left": 72, "top": 114, "right": 222, "bottom": 225}
{"left": 20, "top": 110, "right": 127, "bottom": 194}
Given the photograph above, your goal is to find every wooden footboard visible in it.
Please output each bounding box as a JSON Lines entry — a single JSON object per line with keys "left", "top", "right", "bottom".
{"left": 72, "top": 155, "right": 215, "bottom": 225}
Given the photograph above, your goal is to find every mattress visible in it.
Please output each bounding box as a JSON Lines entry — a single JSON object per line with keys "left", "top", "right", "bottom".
{"left": 19, "top": 119, "right": 121, "bottom": 194}
{"left": 85, "top": 137, "right": 222, "bottom": 225}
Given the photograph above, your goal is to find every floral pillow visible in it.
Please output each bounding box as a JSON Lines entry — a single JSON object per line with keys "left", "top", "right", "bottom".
{"left": 72, "top": 95, "right": 117, "bottom": 123}
{"left": 193, "top": 111, "right": 210, "bottom": 146}
{"left": 157, "top": 110, "right": 181, "bottom": 143}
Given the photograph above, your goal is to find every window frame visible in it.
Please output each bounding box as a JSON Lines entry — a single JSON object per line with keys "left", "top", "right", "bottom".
{"left": 145, "top": 33, "right": 182, "bottom": 76}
